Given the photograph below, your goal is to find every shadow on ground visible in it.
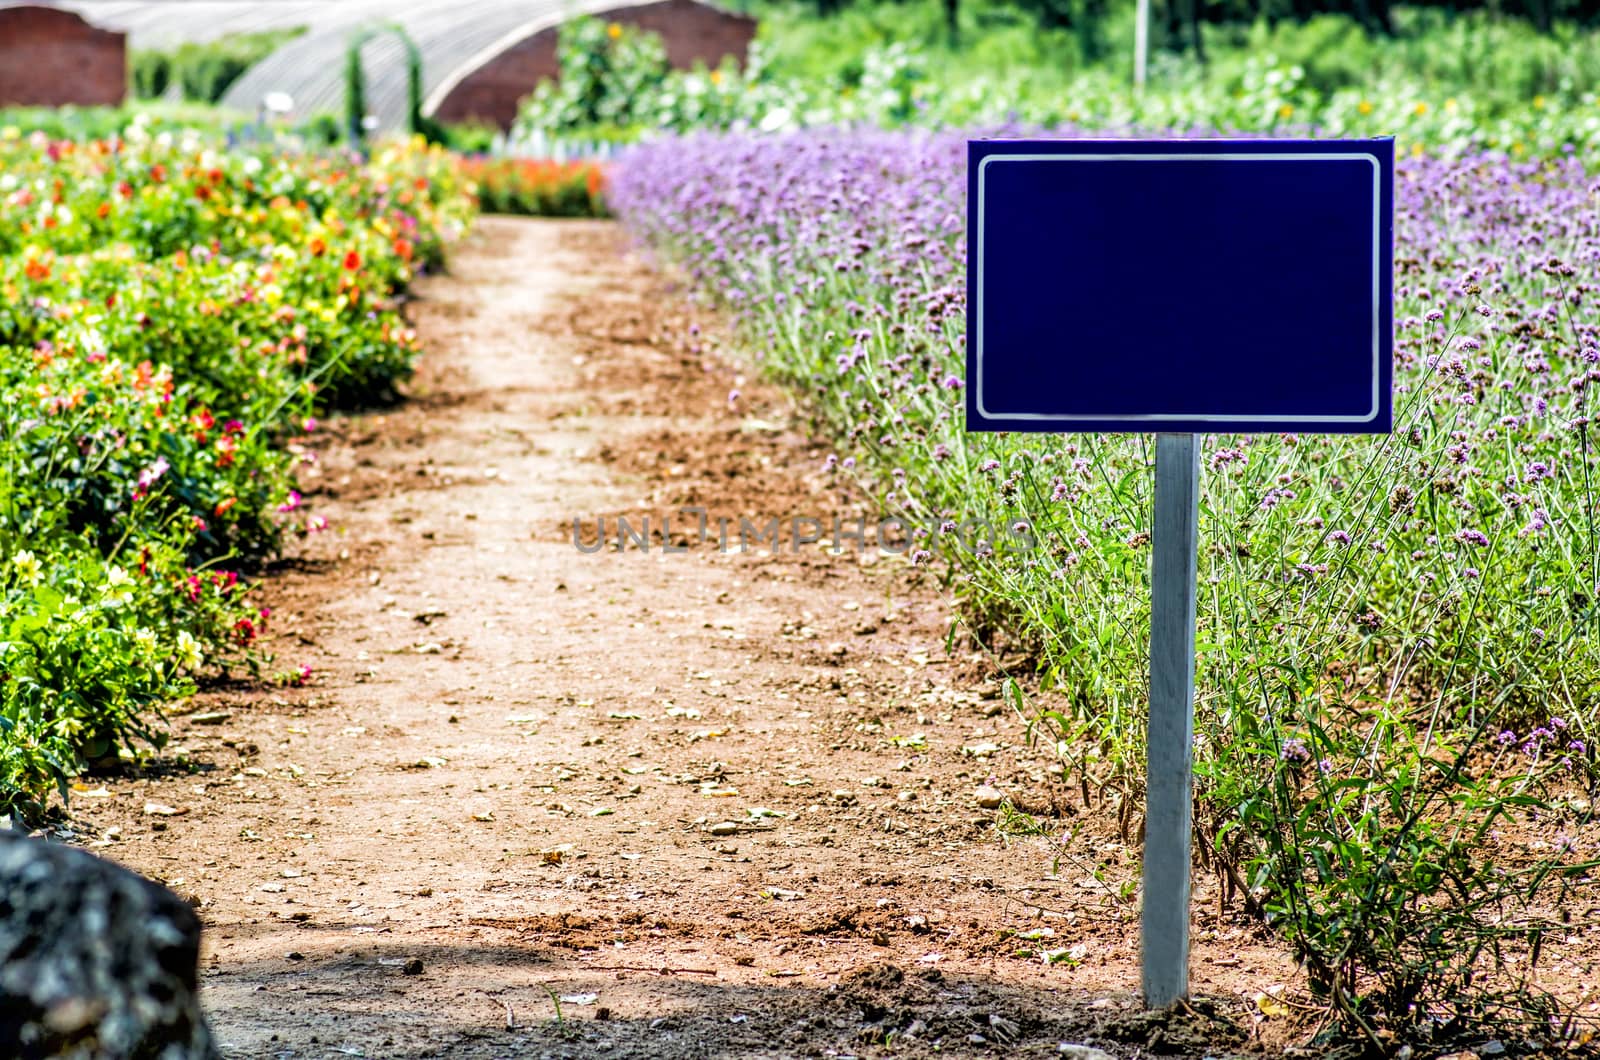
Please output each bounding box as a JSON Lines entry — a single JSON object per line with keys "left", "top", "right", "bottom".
{"left": 207, "top": 937, "right": 1252, "bottom": 1060}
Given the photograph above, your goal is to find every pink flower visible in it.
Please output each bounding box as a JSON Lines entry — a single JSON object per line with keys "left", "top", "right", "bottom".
{"left": 137, "top": 457, "right": 170, "bottom": 489}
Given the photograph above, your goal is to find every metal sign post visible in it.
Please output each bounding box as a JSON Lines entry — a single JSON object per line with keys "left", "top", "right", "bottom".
{"left": 1143, "top": 432, "right": 1200, "bottom": 1006}
{"left": 1134, "top": 0, "right": 1150, "bottom": 88}
{"left": 964, "top": 137, "right": 1394, "bottom": 1008}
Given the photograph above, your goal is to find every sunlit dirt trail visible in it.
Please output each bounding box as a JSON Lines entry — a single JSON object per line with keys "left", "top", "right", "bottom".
{"left": 85, "top": 218, "right": 1289, "bottom": 1059}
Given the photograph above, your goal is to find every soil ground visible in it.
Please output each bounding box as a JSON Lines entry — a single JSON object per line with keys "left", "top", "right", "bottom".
{"left": 78, "top": 217, "right": 1311, "bottom": 1059}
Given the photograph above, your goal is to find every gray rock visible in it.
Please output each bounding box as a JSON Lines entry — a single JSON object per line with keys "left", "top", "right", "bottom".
{"left": 974, "top": 785, "right": 1005, "bottom": 810}
{"left": 1058, "top": 1045, "right": 1116, "bottom": 1060}
{"left": 0, "top": 829, "right": 216, "bottom": 1059}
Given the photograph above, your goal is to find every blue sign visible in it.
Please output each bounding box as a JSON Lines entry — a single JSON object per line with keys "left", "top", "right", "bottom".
{"left": 966, "top": 138, "right": 1394, "bottom": 434}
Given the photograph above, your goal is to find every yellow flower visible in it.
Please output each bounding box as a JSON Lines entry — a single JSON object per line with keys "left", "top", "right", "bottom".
{"left": 1413, "top": 102, "right": 1428, "bottom": 116}
{"left": 1357, "top": 100, "right": 1373, "bottom": 115}
{"left": 1534, "top": 95, "right": 1546, "bottom": 110}
{"left": 101, "top": 566, "right": 133, "bottom": 608}
{"left": 607, "top": 22, "right": 622, "bottom": 39}
{"left": 176, "top": 631, "right": 204, "bottom": 671}
{"left": 1278, "top": 103, "right": 1294, "bottom": 120}
{"left": 11, "top": 549, "right": 40, "bottom": 585}
{"left": 710, "top": 70, "right": 723, "bottom": 86}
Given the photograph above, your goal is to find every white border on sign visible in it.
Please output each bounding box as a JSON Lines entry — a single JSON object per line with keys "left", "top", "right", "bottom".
{"left": 973, "top": 152, "right": 1383, "bottom": 424}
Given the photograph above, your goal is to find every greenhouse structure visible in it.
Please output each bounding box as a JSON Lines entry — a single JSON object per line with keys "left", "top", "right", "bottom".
{"left": 12, "top": 0, "right": 756, "bottom": 129}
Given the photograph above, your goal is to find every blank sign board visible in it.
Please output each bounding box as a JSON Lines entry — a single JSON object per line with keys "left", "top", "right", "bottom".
{"left": 966, "top": 138, "right": 1394, "bottom": 434}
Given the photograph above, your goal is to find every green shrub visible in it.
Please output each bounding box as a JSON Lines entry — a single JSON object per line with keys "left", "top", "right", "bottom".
{"left": 164, "top": 28, "right": 305, "bottom": 104}
{"left": 442, "top": 121, "right": 499, "bottom": 154}
{"left": 516, "top": 17, "right": 672, "bottom": 135}
{"left": 130, "top": 51, "right": 171, "bottom": 100}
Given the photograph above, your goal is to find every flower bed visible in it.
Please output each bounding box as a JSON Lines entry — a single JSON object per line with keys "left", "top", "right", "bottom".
{"left": 459, "top": 158, "right": 609, "bottom": 218}
{"left": 0, "top": 127, "right": 471, "bottom": 817}
{"left": 612, "top": 129, "right": 1600, "bottom": 1039}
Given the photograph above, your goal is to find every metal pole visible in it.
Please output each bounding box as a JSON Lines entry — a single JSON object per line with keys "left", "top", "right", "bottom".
{"left": 1142, "top": 432, "right": 1199, "bottom": 1008}
{"left": 1134, "top": 0, "right": 1150, "bottom": 89}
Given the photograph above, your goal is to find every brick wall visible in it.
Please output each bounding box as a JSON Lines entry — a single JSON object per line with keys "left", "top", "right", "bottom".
{"left": 0, "top": 5, "right": 127, "bottom": 108}
{"left": 431, "top": 0, "right": 757, "bottom": 130}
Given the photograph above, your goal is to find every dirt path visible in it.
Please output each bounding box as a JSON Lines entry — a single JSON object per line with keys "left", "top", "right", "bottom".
{"left": 80, "top": 218, "right": 1291, "bottom": 1059}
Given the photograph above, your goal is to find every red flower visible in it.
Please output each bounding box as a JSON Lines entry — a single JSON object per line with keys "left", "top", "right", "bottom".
{"left": 214, "top": 497, "right": 237, "bottom": 516}
{"left": 343, "top": 250, "right": 362, "bottom": 272}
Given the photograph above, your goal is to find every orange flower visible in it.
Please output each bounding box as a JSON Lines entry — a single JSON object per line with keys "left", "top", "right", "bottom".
{"left": 214, "top": 497, "right": 237, "bottom": 516}
{"left": 392, "top": 237, "right": 413, "bottom": 262}
{"left": 309, "top": 236, "right": 326, "bottom": 257}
